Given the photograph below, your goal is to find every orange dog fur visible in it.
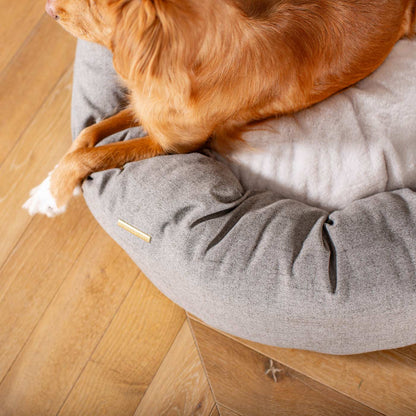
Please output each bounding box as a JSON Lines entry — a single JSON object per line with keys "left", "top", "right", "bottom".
{"left": 24, "top": 0, "right": 416, "bottom": 216}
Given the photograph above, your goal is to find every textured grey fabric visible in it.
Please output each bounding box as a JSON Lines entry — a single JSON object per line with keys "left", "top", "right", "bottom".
{"left": 72, "top": 39, "right": 416, "bottom": 355}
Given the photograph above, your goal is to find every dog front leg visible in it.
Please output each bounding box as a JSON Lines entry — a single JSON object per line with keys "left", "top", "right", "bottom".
{"left": 69, "top": 108, "right": 139, "bottom": 152}
{"left": 23, "top": 136, "right": 165, "bottom": 217}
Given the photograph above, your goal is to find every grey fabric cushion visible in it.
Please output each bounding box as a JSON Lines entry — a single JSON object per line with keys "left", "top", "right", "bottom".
{"left": 72, "top": 39, "right": 416, "bottom": 355}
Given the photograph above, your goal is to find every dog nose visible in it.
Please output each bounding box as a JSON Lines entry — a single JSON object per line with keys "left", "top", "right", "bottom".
{"left": 45, "top": 0, "right": 59, "bottom": 19}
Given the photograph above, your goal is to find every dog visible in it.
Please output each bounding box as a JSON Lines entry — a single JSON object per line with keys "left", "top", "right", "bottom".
{"left": 23, "top": 0, "right": 416, "bottom": 217}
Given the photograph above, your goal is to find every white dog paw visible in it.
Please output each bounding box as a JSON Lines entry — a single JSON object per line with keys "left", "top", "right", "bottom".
{"left": 22, "top": 174, "right": 67, "bottom": 217}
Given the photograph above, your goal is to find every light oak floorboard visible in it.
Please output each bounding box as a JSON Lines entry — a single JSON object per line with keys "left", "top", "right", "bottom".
{"left": 0, "top": 226, "right": 140, "bottom": 416}
{"left": 217, "top": 405, "right": 243, "bottom": 416}
{"left": 228, "top": 336, "right": 416, "bottom": 416}
{"left": 190, "top": 315, "right": 416, "bottom": 416}
{"left": 0, "top": 14, "right": 76, "bottom": 165}
{"left": 134, "top": 321, "right": 215, "bottom": 416}
{"left": 0, "top": 65, "right": 74, "bottom": 270}
{"left": 58, "top": 272, "right": 186, "bottom": 416}
{"left": 209, "top": 404, "right": 221, "bottom": 416}
{"left": 0, "top": 0, "right": 45, "bottom": 73}
{"left": 396, "top": 344, "right": 416, "bottom": 362}
{"left": 0, "top": 197, "right": 95, "bottom": 383}
{"left": 190, "top": 319, "right": 383, "bottom": 416}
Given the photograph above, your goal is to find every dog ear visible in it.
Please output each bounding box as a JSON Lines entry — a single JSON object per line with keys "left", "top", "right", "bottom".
{"left": 112, "top": 0, "right": 199, "bottom": 91}
{"left": 112, "top": 0, "right": 161, "bottom": 79}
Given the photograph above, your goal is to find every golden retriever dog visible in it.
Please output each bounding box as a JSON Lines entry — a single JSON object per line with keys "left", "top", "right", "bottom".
{"left": 24, "top": 0, "right": 416, "bottom": 216}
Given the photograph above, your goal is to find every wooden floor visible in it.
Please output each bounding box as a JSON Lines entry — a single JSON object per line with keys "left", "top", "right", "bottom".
{"left": 1, "top": 2, "right": 416, "bottom": 415}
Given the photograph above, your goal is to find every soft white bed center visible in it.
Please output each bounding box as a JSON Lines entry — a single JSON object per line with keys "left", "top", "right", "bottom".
{"left": 214, "top": 39, "right": 416, "bottom": 211}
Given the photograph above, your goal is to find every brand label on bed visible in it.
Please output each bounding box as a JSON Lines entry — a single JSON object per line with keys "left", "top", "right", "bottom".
{"left": 117, "top": 219, "right": 152, "bottom": 243}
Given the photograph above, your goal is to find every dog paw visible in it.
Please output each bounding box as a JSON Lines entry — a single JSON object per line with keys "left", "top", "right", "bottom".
{"left": 22, "top": 174, "right": 67, "bottom": 217}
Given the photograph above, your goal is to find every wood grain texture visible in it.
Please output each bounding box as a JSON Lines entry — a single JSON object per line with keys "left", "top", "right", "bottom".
{"left": 190, "top": 319, "right": 382, "bottom": 416}
{"left": 0, "top": 226, "right": 140, "bottom": 416}
{"left": 209, "top": 405, "right": 221, "bottom": 416}
{"left": 58, "top": 273, "right": 186, "bottom": 416}
{"left": 189, "top": 315, "right": 416, "bottom": 416}
{"left": 134, "top": 321, "right": 215, "bottom": 416}
{"left": 397, "top": 345, "right": 416, "bottom": 362}
{"left": 0, "top": 13, "right": 76, "bottom": 165}
{"left": 217, "top": 405, "right": 243, "bottom": 416}
{"left": 0, "top": 197, "right": 95, "bottom": 383}
{"left": 227, "top": 337, "right": 416, "bottom": 416}
{"left": 0, "top": 0, "right": 45, "bottom": 73}
{"left": 0, "top": 65, "right": 74, "bottom": 270}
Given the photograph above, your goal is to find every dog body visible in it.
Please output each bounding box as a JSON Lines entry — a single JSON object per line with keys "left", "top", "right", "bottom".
{"left": 24, "top": 0, "right": 416, "bottom": 216}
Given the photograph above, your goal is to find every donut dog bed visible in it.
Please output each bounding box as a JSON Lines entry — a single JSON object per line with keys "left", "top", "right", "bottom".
{"left": 71, "top": 39, "right": 416, "bottom": 355}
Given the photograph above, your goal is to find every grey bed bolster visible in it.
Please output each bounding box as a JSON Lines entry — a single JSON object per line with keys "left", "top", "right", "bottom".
{"left": 82, "top": 154, "right": 416, "bottom": 355}
{"left": 72, "top": 40, "right": 416, "bottom": 355}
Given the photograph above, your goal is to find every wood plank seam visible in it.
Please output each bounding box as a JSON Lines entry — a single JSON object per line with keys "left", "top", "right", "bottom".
{"left": 235, "top": 339, "right": 387, "bottom": 413}
{"left": 396, "top": 349, "right": 416, "bottom": 363}
{"left": 217, "top": 404, "right": 245, "bottom": 416}
{"left": 0, "top": 11, "right": 45, "bottom": 78}
{"left": 209, "top": 403, "right": 219, "bottom": 416}
{"left": 0, "top": 223, "right": 98, "bottom": 386}
{"left": 218, "top": 403, "right": 244, "bottom": 416}
{"left": 133, "top": 319, "right": 214, "bottom": 415}
{"left": 56, "top": 272, "right": 186, "bottom": 415}
{"left": 189, "top": 317, "right": 325, "bottom": 403}
{"left": 133, "top": 318, "right": 208, "bottom": 413}
{"left": 0, "top": 61, "right": 75, "bottom": 172}
{"left": 0, "top": 215, "right": 35, "bottom": 297}
{"left": 55, "top": 270, "right": 143, "bottom": 416}
{"left": 188, "top": 317, "right": 385, "bottom": 416}
{"left": 131, "top": 320, "right": 188, "bottom": 413}
{"left": 186, "top": 314, "right": 219, "bottom": 407}
{"left": 0, "top": 62, "right": 75, "bottom": 274}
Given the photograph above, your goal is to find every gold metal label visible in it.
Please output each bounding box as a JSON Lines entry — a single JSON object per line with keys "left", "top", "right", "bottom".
{"left": 117, "top": 219, "right": 152, "bottom": 243}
